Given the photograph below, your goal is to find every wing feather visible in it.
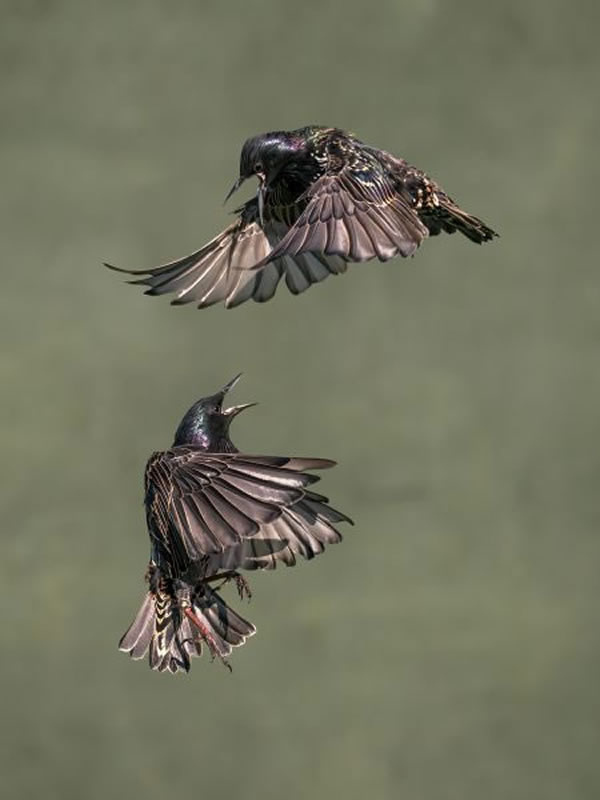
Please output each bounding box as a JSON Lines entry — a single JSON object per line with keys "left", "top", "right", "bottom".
{"left": 144, "top": 450, "right": 348, "bottom": 572}
{"left": 255, "top": 167, "right": 428, "bottom": 266}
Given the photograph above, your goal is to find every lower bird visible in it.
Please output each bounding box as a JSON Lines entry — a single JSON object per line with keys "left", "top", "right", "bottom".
{"left": 106, "top": 125, "right": 498, "bottom": 309}
{"left": 119, "top": 374, "right": 352, "bottom": 673}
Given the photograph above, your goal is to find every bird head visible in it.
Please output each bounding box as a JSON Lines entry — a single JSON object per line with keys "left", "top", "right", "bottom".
{"left": 172, "top": 373, "right": 257, "bottom": 451}
{"left": 225, "top": 131, "right": 305, "bottom": 223}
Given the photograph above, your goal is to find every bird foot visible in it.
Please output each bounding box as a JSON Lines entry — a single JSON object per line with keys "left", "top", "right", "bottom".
{"left": 206, "top": 570, "right": 252, "bottom": 602}
{"left": 232, "top": 573, "right": 252, "bottom": 602}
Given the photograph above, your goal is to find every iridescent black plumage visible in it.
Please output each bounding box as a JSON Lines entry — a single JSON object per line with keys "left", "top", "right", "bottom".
{"left": 107, "top": 125, "right": 498, "bottom": 309}
{"left": 120, "top": 374, "right": 352, "bottom": 673}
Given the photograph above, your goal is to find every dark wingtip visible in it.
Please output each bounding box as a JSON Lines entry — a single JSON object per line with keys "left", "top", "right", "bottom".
{"left": 105, "top": 261, "right": 154, "bottom": 278}
{"left": 482, "top": 225, "right": 499, "bottom": 242}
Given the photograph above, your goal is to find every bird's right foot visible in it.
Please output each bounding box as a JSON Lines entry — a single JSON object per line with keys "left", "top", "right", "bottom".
{"left": 206, "top": 570, "right": 252, "bottom": 601}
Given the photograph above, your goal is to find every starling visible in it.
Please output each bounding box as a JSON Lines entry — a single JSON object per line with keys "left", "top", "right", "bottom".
{"left": 106, "top": 125, "right": 498, "bottom": 309}
{"left": 119, "top": 374, "right": 352, "bottom": 673}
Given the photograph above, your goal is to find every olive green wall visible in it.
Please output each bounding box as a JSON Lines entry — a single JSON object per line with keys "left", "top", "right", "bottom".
{"left": 2, "top": 1, "right": 599, "bottom": 798}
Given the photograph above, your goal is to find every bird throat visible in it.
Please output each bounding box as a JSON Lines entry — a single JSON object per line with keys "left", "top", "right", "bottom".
{"left": 173, "top": 410, "right": 237, "bottom": 452}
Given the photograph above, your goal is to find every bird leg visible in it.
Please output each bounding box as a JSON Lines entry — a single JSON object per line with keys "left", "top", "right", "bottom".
{"left": 205, "top": 570, "right": 252, "bottom": 601}
{"left": 257, "top": 174, "right": 266, "bottom": 227}
{"left": 182, "top": 606, "right": 231, "bottom": 672}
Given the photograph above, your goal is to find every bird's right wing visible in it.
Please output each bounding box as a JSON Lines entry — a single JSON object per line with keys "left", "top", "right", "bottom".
{"left": 200, "top": 486, "right": 352, "bottom": 574}
{"left": 106, "top": 214, "right": 275, "bottom": 308}
{"left": 144, "top": 450, "right": 350, "bottom": 576}
{"left": 105, "top": 208, "right": 348, "bottom": 309}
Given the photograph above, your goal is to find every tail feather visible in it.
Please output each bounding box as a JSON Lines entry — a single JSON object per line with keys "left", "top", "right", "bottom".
{"left": 423, "top": 197, "right": 498, "bottom": 244}
{"left": 119, "top": 592, "right": 155, "bottom": 658}
{"left": 119, "top": 583, "right": 255, "bottom": 674}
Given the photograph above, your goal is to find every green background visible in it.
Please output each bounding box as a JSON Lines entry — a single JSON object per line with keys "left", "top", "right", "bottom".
{"left": 3, "top": 1, "right": 599, "bottom": 798}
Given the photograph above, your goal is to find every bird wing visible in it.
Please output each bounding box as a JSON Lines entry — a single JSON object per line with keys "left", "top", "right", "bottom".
{"left": 144, "top": 449, "right": 348, "bottom": 575}
{"left": 106, "top": 213, "right": 276, "bottom": 308}
{"left": 253, "top": 159, "right": 429, "bottom": 266}
{"left": 105, "top": 205, "right": 348, "bottom": 309}
{"left": 200, "top": 487, "right": 353, "bottom": 574}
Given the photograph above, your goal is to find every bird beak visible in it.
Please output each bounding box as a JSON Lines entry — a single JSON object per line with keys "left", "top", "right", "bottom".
{"left": 257, "top": 178, "right": 266, "bottom": 227}
{"left": 218, "top": 374, "right": 257, "bottom": 417}
{"left": 224, "top": 176, "right": 245, "bottom": 204}
{"left": 219, "top": 372, "right": 258, "bottom": 419}
{"left": 220, "top": 372, "right": 243, "bottom": 395}
{"left": 223, "top": 402, "right": 258, "bottom": 418}
{"left": 225, "top": 175, "right": 265, "bottom": 227}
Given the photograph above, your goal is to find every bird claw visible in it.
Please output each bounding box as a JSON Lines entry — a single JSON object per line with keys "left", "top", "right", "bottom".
{"left": 220, "top": 571, "right": 252, "bottom": 601}
{"left": 207, "top": 570, "right": 253, "bottom": 602}
{"left": 233, "top": 573, "right": 252, "bottom": 602}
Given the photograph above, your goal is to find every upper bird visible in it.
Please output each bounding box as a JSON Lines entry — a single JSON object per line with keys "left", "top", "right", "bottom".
{"left": 106, "top": 125, "right": 498, "bottom": 309}
{"left": 120, "top": 373, "right": 352, "bottom": 674}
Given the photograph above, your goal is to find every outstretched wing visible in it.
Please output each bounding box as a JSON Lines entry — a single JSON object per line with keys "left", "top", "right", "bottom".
{"left": 105, "top": 203, "right": 348, "bottom": 309}
{"left": 253, "top": 155, "right": 429, "bottom": 267}
{"left": 145, "top": 450, "right": 350, "bottom": 576}
{"left": 201, "top": 487, "right": 352, "bottom": 574}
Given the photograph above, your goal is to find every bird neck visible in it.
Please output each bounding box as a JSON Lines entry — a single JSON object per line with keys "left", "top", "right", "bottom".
{"left": 173, "top": 414, "right": 237, "bottom": 453}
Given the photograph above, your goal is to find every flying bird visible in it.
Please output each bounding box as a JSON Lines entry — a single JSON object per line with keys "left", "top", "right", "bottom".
{"left": 120, "top": 374, "right": 352, "bottom": 673}
{"left": 106, "top": 125, "right": 498, "bottom": 309}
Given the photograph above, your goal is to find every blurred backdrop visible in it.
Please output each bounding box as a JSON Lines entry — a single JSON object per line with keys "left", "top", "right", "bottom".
{"left": 2, "top": 1, "right": 599, "bottom": 798}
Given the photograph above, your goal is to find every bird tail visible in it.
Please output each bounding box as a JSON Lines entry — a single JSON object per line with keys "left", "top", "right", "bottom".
{"left": 431, "top": 196, "right": 498, "bottom": 244}
{"left": 119, "top": 582, "right": 255, "bottom": 674}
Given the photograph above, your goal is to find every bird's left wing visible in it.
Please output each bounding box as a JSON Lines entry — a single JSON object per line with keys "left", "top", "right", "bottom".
{"left": 254, "top": 155, "right": 429, "bottom": 267}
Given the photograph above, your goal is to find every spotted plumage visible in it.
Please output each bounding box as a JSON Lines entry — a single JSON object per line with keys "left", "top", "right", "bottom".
{"left": 106, "top": 125, "right": 498, "bottom": 309}
{"left": 119, "top": 374, "right": 352, "bottom": 674}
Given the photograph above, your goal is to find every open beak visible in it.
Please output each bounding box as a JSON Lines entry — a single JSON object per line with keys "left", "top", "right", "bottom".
{"left": 223, "top": 402, "right": 258, "bottom": 418}
{"left": 224, "top": 176, "right": 245, "bottom": 204}
{"left": 218, "top": 373, "right": 258, "bottom": 417}
{"left": 256, "top": 173, "right": 266, "bottom": 227}
{"left": 225, "top": 174, "right": 266, "bottom": 227}
{"left": 220, "top": 373, "right": 243, "bottom": 395}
